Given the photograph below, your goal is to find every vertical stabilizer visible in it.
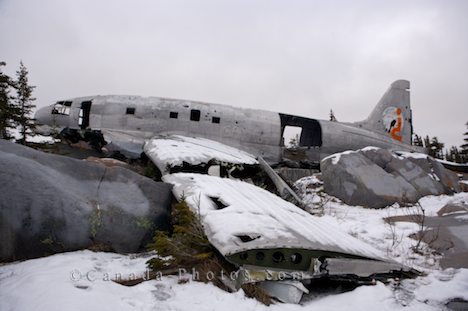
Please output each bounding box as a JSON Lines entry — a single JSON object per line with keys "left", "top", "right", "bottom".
{"left": 356, "top": 80, "right": 412, "bottom": 145}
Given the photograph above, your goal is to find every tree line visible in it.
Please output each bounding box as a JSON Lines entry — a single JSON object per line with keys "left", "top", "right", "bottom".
{"left": 413, "top": 125, "right": 468, "bottom": 163}
{"left": 0, "top": 60, "right": 36, "bottom": 144}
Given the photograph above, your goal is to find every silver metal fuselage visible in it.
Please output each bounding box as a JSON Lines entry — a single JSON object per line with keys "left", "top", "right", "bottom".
{"left": 35, "top": 94, "right": 422, "bottom": 163}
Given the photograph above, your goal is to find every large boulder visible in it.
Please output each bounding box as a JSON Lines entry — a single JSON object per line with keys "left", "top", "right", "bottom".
{"left": 0, "top": 140, "right": 173, "bottom": 261}
{"left": 321, "top": 147, "right": 460, "bottom": 208}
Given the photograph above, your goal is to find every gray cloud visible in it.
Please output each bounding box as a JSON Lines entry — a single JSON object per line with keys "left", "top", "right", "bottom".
{"left": 1, "top": 0, "right": 467, "bottom": 147}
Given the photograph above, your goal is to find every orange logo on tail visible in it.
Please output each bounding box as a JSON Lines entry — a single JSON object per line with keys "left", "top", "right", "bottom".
{"left": 382, "top": 107, "right": 403, "bottom": 142}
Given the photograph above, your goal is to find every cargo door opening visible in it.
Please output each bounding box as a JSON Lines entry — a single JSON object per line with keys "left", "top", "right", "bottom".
{"left": 79, "top": 101, "right": 92, "bottom": 129}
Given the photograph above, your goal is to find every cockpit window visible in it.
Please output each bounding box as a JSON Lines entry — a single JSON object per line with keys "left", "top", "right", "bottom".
{"left": 51, "top": 101, "right": 72, "bottom": 115}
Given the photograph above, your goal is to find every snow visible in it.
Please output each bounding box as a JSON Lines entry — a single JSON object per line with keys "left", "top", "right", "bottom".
{"left": 322, "top": 149, "right": 354, "bottom": 165}
{"left": 294, "top": 176, "right": 468, "bottom": 271}
{"left": 418, "top": 193, "right": 467, "bottom": 217}
{"left": 9, "top": 127, "right": 59, "bottom": 144}
{"left": 345, "top": 193, "right": 468, "bottom": 269}
{"left": 144, "top": 135, "right": 258, "bottom": 173}
{"left": 1, "top": 250, "right": 467, "bottom": 311}
{"left": 361, "top": 146, "right": 381, "bottom": 152}
{"left": 397, "top": 151, "right": 429, "bottom": 160}
{"left": 322, "top": 146, "right": 390, "bottom": 165}
{"left": 293, "top": 175, "right": 323, "bottom": 206}
{"left": 436, "top": 159, "right": 468, "bottom": 167}
{"left": 322, "top": 147, "right": 433, "bottom": 166}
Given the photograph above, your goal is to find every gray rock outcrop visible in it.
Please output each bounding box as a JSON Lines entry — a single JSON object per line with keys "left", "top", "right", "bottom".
{"left": 321, "top": 147, "right": 460, "bottom": 208}
{"left": 0, "top": 140, "right": 173, "bottom": 261}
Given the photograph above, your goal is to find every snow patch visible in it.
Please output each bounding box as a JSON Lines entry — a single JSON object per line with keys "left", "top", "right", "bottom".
{"left": 397, "top": 151, "right": 429, "bottom": 160}
{"left": 1, "top": 251, "right": 467, "bottom": 310}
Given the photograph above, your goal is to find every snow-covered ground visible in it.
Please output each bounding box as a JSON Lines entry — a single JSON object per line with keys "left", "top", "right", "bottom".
{"left": 1, "top": 191, "right": 468, "bottom": 310}
{"left": 8, "top": 127, "right": 58, "bottom": 144}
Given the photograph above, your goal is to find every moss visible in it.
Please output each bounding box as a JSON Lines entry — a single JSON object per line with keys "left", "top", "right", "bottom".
{"left": 89, "top": 205, "right": 102, "bottom": 239}
{"left": 40, "top": 236, "right": 54, "bottom": 246}
{"left": 241, "top": 283, "right": 273, "bottom": 306}
{"left": 147, "top": 199, "right": 212, "bottom": 270}
{"left": 134, "top": 216, "right": 153, "bottom": 231}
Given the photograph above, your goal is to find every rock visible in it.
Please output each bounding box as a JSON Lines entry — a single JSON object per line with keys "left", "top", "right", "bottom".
{"left": 0, "top": 140, "right": 173, "bottom": 262}
{"left": 429, "top": 158, "right": 461, "bottom": 193}
{"left": 437, "top": 202, "right": 468, "bottom": 217}
{"left": 360, "top": 147, "right": 393, "bottom": 168}
{"left": 383, "top": 156, "right": 445, "bottom": 197}
{"left": 322, "top": 150, "right": 419, "bottom": 208}
{"left": 461, "top": 181, "right": 468, "bottom": 192}
{"left": 321, "top": 147, "right": 460, "bottom": 208}
{"left": 400, "top": 154, "right": 461, "bottom": 193}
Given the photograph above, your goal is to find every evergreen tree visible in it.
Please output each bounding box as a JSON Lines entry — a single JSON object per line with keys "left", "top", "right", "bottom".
{"left": 0, "top": 61, "right": 17, "bottom": 140}
{"left": 446, "top": 146, "right": 462, "bottom": 163}
{"left": 329, "top": 109, "right": 337, "bottom": 122}
{"left": 14, "top": 61, "right": 36, "bottom": 144}
{"left": 412, "top": 133, "right": 424, "bottom": 147}
{"left": 444, "top": 148, "right": 451, "bottom": 162}
{"left": 428, "top": 136, "right": 444, "bottom": 159}
{"left": 423, "top": 135, "right": 431, "bottom": 149}
{"left": 288, "top": 133, "right": 300, "bottom": 148}
{"left": 461, "top": 122, "right": 468, "bottom": 163}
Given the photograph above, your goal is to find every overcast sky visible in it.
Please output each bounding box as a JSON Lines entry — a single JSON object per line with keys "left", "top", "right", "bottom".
{"left": 1, "top": 0, "right": 467, "bottom": 147}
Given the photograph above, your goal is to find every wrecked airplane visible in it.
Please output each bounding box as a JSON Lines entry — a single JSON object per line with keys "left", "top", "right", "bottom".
{"left": 34, "top": 80, "right": 424, "bottom": 166}
{"left": 31, "top": 80, "right": 424, "bottom": 302}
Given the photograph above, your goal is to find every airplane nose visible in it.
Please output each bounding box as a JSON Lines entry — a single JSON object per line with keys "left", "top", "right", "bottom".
{"left": 34, "top": 106, "right": 54, "bottom": 134}
{"left": 34, "top": 106, "right": 51, "bottom": 125}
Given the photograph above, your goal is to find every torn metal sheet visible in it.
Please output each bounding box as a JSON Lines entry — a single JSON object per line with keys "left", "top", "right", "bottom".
{"left": 323, "top": 258, "right": 407, "bottom": 276}
{"left": 259, "top": 280, "right": 309, "bottom": 304}
{"left": 258, "top": 156, "right": 304, "bottom": 208}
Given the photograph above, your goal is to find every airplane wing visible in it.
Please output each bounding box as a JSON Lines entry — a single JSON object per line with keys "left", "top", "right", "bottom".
{"left": 143, "top": 134, "right": 258, "bottom": 174}
{"left": 101, "top": 129, "right": 150, "bottom": 158}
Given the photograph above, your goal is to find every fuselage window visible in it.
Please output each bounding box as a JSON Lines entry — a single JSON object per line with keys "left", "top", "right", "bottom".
{"left": 190, "top": 109, "right": 201, "bottom": 121}
{"left": 212, "top": 117, "right": 220, "bottom": 124}
{"left": 170, "top": 111, "right": 178, "bottom": 119}
{"left": 51, "top": 101, "right": 72, "bottom": 115}
{"left": 126, "top": 107, "right": 136, "bottom": 115}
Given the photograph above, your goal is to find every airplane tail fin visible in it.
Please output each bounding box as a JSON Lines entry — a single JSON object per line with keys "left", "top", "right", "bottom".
{"left": 356, "top": 80, "right": 412, "bottom": 145}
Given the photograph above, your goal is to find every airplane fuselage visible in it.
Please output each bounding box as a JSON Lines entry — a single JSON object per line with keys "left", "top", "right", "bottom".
{"left": 35, "top": 92, "right": 423, "bottom": 164}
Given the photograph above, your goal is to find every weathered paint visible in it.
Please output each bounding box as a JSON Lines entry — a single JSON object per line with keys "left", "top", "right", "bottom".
{"left": 35, "top": 80, "right": 425, "bottom": 163}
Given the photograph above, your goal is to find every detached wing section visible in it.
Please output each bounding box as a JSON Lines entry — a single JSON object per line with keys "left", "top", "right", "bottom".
{"left": 165, "top": 173, "right": 386, "bottom": 260}
{"left": 163, "top": 173, "right": 409, "bottom": 277}
{"left": 144, "top": 135, "right": 258, "bottom": 174}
